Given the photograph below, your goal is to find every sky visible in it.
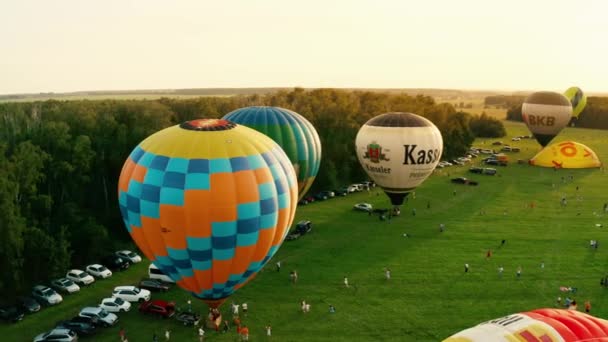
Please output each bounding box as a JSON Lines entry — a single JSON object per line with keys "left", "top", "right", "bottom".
{"left": 1, "top": 0, "right": 606, "bottom": 94}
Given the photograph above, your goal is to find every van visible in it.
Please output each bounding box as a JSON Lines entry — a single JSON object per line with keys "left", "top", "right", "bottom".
{"left": 148, "top": 263, "right": 175, "bottom": 283}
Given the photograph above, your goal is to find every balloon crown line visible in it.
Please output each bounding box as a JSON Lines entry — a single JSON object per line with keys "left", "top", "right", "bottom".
{"left": 180, "top": 119, "right": 236, "bottom": 131}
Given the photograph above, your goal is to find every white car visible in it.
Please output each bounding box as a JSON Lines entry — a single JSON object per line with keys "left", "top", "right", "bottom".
{"left": 100, "top": 296, "right": 131, "bottom": 313}
{"left": 116, "top": 250, "right": 142, "bottom": 264}
{"left": 112, "top": 286, "right": 151, "bottom": 302}
{"left": 33, "top": 328, "right": 77, "bottom": 342}
{"left": 353, "top": 203, "right": 373, "bottom": 212}
{"left": 86, "top": 264, "right": 113, "bottom": 279}
{"left": 50, "top": 277, "right": 80, "bottom": 294}
{"left": 79, "top": 306, "right": 118, "bottom": 327}
{"left": 32, "top": 285, "right": 63, "bottom": 306}
{"left": 66, "top": 269, "right": 95, "bottom": 286}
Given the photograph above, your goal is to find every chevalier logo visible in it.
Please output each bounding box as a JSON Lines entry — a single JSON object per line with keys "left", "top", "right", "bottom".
{"left": 363, "top": 142, "right": 390, "bottom": 163}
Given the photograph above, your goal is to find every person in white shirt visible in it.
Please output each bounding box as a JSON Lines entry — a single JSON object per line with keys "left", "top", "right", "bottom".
{"left": 343, "top": 276, "right": 349, "bottom": 287}
{"left": 198, "top": 327, "right": 205, "bottom": 342}
{"left": 242, "top": 302, "right": 248, "bottom": 316}
{"left": 232, "top": 302, "right": 239, "bottom": 316}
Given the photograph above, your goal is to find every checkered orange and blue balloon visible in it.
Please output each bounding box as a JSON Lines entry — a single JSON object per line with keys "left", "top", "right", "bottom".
{"left": 118, "top": 119, "right": 298, "bottom": 307}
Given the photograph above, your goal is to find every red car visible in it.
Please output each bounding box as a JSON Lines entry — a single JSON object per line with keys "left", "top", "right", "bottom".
{"left": 139, "top": 300, "right": 176, "bottom": 318}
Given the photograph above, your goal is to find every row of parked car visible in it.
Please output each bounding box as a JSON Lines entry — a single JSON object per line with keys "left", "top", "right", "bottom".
{"left": 298, "top": 181, "right": 376, "bottom": 205}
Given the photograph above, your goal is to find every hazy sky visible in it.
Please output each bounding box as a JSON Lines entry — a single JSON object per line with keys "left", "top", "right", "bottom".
{"left": 1, "top": 0, "right": 606, "bottom": 94}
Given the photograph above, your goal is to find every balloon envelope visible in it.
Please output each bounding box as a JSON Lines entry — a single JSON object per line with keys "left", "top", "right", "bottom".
{"left": 223, "top": 106, "right": 321, "bottom": 200}
{"left": 529, "top": 141, "right": 602, "bottom": 169}
{"left": 564, "top": 87, "right": 587, "bottom": 118}
{"left": 444, "top": 308, "right": 608, "bottom": 341}
{"left": 522, "top": 91, "right": 572, "bottom": 147}
{"left": 118, "top": 119, "right": 298, "bottom": 307}
{"left": 355, "top": 112, "right": 443, "bottom": 206}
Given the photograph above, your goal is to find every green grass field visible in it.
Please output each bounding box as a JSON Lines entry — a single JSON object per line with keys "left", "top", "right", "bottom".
{"left": 3, "top": 121, "right": 608, "bottom": 341}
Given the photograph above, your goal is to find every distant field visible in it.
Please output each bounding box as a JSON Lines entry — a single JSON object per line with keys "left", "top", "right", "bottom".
{"left": 438, "top": 98, "right": 507, "bottom": 119}
{"left": 3, "top": 121, "right": 608, "bottom": 341}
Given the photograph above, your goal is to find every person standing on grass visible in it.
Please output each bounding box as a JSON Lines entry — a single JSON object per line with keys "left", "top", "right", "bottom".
{"left": 198, "top": 327, "right": 205, "bottom": 342}
{"left": 557, "top": 296, "right": 562, "bottom": 307}
{"left": 465, "top": 264, "right": 469, "bottom": 273}
{"left": 242, "top": 302, "right": 248, "bottom": 316}
{"left": 498, "top": 266, "right": 504, "bottom": 277}
{"left": 486, "top": 249, "right": 492, "bottom": 259}
{"left": 232, "top": 302, "right": 239, "bottom": 316}
{"left": 276, "top": 260, "right": 281, "bottom": 272}
{"left": 265, "top": 325, "right": 272, "bottom": 336}
{"left": 585, "top": 300, "right": 591, "bottom": 313}
{"left": 516, "top": 266, "right": 522, "bottom": 279}
{"left": 152, "top": 332, "right": 158, "bottom": 342}
{"left": 240, "top": 325, "right": 249, "bottom": 341}
{"left": 329, "top": 304, "right": 336, "bottom": 313}
{"left": 187, "top": 299, "right": 192, "bottom": 312}
{"left": 119, "top": 327, "right": 126, "bottom": 342}
{"left": 385, "top": 268, "right": 391, "bottom": 280}
{"left": 344, "top": 276, "right": 349, "bottom": 288}
{"left": 164, "top": 329, "right": 170, "bottom": 341}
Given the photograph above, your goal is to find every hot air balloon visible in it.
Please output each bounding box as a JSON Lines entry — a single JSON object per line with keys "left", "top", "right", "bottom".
{"left": 522, "top": 91, "right": 572, "bottom": 147}
{"left": 223, "top": 106, "right": 321, "bottom": 200}
{"left": 443, "top": 308, "right": 608, "bottom": 341}
{"left": 529, "top": 140, "right": 602, "bottom": 169}
{"left": 355, "top": 112, "right": 443, "bottom": 209}
{"left": 118, "top": 119, "right": 298, "bottom": 308}
{"left": 564, "top": 87, "right": 587, "bottom": 119}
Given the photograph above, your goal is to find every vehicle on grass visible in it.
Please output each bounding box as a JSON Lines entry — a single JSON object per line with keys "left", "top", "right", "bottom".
{"left": 286, "top": 220, "right": 313, "bottom": 241}
{"left": 483, "top": 168, "right": 497, "bottom": 175}
{"left": 55, "top": 320, "right": 96, "bottom": 336}
{"left": 469, "top": 167, "right": 483, "bottom": 174}
{"left": 451, "top": 159, "right": 465, "bottom": 166}
{"left": 66, "top": 269, "right": 95, "bottom": 286}
{"left": 101, "top": 254, "right": 130, "bottom": 271}
{"left": 480, "top": 149, "right": 494, "bottom": 154}
{"left": 353, "top": 203, "right": 373, "bottom": 212}
{"left": 175, "top": 311, "right": 201, "bottom": 326}
{"left": 50, "top": 278, "right": 80, "bottom": 294}
{"left": 32, "top": 285, "right": 63, "bottom": 306}
{"left": 298, "top": 195, "right": 315, "bottom": 205}
{"left": 33, "top": 328, "right": 77, "bottom": 342}
{"left": 485, "top": 159, "right": 508, "bottom": 166}
{"left": 361, "top": 180, "right": 376, "bottom": 188}
{"left": 501, "top": 146, "right": 512, "bottom": 152}
{"left": 17, "top": 296, "right": 41, "bottom": 314}
{"left": 148, "top": 264, "right": 175, "bottom": 283}
{"left": 346, "top": 185, "right": 360, "bottom": 193}
{"left": 457, "top": 157, "right": 471, "bottom": 163}
{"left": 451, "top": 177, "right": 479, "bottom": 186}
{"left": 0, "top": 305, "right": 24, "bottom": 323}
{"left": 435, "top": 163, "right": 445, "bottom": 169}
{"left": 115, "top": 250, "right": 142, "bottom": 264}
{"left": 85, "top": 264, "right": 112, "bottom": 279}
{"left": 68, "top": 315, "right": 100, "bottom": 328}
{"left": 78, "top": 307, "right": 118, "bottom": 327}
{"left": 285, "top": 232, "right": 301, "bottom": 241}
{"left": 297, "top": 198, "right": 310, "bottom": 205}
{"left": 314, "top": 190, "right": 335, "bottom": 200}
{"left": 511, "top": 147, "right": 521, "bottom": 152}
{"left": 99, "top": 297, "right": 131, "bottom": 313}
{"left": 112, "top": 286, "right": 151, "bottom": 302}
{"left": 139, "top": 279, "right": 171, "bottom": 292}
{"left": 139, "top": 299, "right": 176, "bottom": 318}
{"left": 334, "top": 188, "right": 348, "bottom": 196}
{"left": 512, "top": 137, "right": 521, "bottom": 141}
{"left": 492, "top": 141, "right": 503, "bottom": 145}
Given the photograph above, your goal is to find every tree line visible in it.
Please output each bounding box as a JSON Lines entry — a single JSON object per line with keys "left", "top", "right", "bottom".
{"left": 0, "top": 88, "right": 504, "bottom": 295}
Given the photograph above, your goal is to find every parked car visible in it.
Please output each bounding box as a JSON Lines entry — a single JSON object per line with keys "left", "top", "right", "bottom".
{"left": 139, "top": 279, "right": 171, "bottom": 292}
{"left": 0, "top": 305, "right": 24, "bottom": 323}
{"left": 511, "top": 137, "right": 521, "bottom": 141}
{"left": 175, "top": 311, "right": 201, "bottom": 326}
{"left": 112, "top": 286, "right": 151, "bottom": 303}
{"left": 285, "top": 232, "right": 301, "bottom": 241}
{"left": 102, "top": 254, "right": 130, "bottom": 271}
{"left": 55, "top": 320, "right": 96, "bottom": 336}
{"left": 16, "top": 296, "right": 41, "bottom": 314}
{"left": 66, "top": 269, "right": 95, "bottom": 286}
{"left": 346, "top": 185, "right": 360, "bottom": 193}
{"left": 511, "top": 147, "right": 521, "bottom": 152}
{"left": 450, "top": 177, "right": 479, "bottom": 186}
{"left": 294, "top": 220, "right": 312, "bottom": 235}
{"left": 32, "top": 285, "right": 63, "bottom": 306}
{"left": 68, "top": 315, "right": 100, "bottom": 328}
{"left": 353, "top": 203, "right": 373, "bottom": 212}
{"left": 485, "top": 159, "right": 507, "bottom": 166}
{"left": 469, "top": 167, "right": 483, "bottom": 174}
{"left": 99, "top": 297, "right": 131, "bottom": 313}
{"left": 314, "top": 190, "right": 335, "bottom": 200}
{"left": 50, "top": 278, "right": 80, "bottom": 294}
{"left": 79, "top": 307, "right": 118, "bottom": 327}
{"left": 33, "top": 328, "right": 77, "bottom": 342}
{"left": 139, "top": 300, "right": 176, "bottom": 318}
{"left": 297, "top": 198, "right": 310, "bottom": 205}
{"left": 483, "top": 168, "right": 497, "bottom": 175}
{"left": 334, "top": 188, "right": 348, "bottom": 196}
{"left": 501, "top": 146, "right": 512, "bottom": 152}
{"left": 451, "top": 159, "right": 465, "bottom": 166}
{"left": 85, "top": 264, "right": 112, "bottom": 279}
{"left": 361, "top": 180, "right": 376, "bottom": 188}
{"left": 492, "top": 141, "right": 503, "bottom": 145}
{"left": 116, "top": 250, "right": 142, "bottom": 264}
{"left": 148, "top": 264, "right": 175, "bottom": 283}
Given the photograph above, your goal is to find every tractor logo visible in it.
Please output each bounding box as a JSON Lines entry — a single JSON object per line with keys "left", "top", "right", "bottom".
{"left": 363, "top": 142, "right": 390, "bottom": 163}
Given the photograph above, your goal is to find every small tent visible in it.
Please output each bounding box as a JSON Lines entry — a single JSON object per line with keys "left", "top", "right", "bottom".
{"left": 529, "top": 141, "right": 601, "bottom": 168}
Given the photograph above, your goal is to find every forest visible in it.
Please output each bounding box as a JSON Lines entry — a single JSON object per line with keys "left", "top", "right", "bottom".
{"left": 0, "top": 88, "right": 503, "bottom": 295}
